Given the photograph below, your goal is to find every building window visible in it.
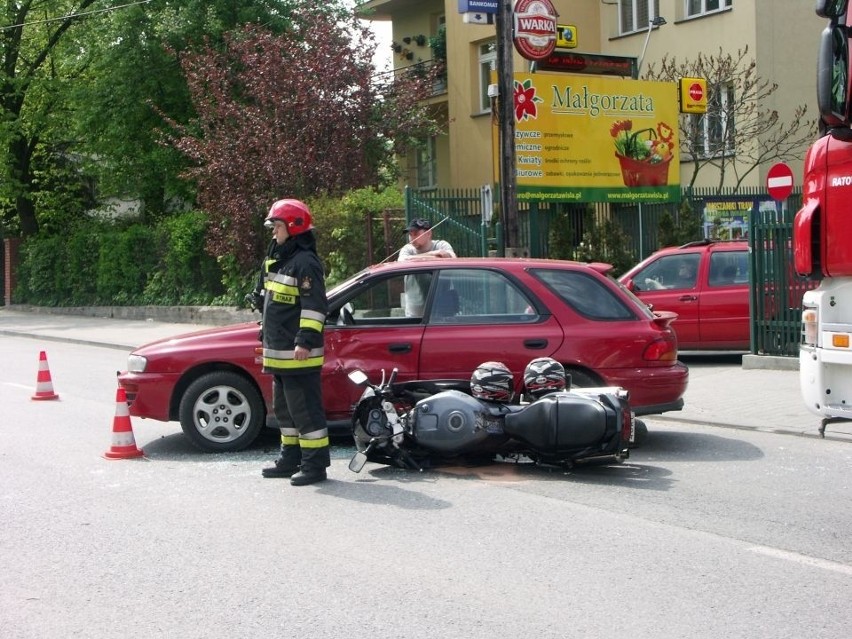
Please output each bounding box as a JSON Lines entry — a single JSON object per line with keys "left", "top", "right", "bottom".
{"left": 416, "top": 136, "right": 437, "bottom": 188}
{"left": 478, "top": 40, "right": 497, "bottom": 113}
{"left": 686, "top": 0, "right": 732, "bottom": 18}
{"left": 619, "top": 0, "right": 660, "bottom": 34}
{"left": 689, "top": 83, "right": 735, "bottom": 158}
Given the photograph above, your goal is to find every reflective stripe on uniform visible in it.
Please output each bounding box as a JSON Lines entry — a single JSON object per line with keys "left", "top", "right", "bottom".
{"left": 267, "top": 272, "right": 298, "bottom": 287}
{"left": 265, "top": 273, "right": 300, "bottom": 301}
{"left": 264, "top": 347, "right": 324, "bottom": 360}
{"left": 280, "top": 434, "right": 299, "bottom": 445}
{"left": 300, "top": 317, "right": 324, "bottom": 332}
{"left": 300, "top": 309, "right": 326, "bottom": 333}
{"left": 300, "top": 435, "right": 330, "bottom": 449}
{"left": 263, "top": 353, "right": 324, "bottom": 369}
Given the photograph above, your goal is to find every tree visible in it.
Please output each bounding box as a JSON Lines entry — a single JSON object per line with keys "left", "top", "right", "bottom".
{"left": 69, "top": 0, "right": 302, "bottom": 223}
{"left": 165, "top": 7, "right": 440, "bottom": 272}
{"left": 0, "top": 0, "right": 316, "bottom": 237}
{"left": 0, "top": 0, "right": 102, "bottom": 236}
{"left": 643, "top": 46, "right": 817, "bottom": 191}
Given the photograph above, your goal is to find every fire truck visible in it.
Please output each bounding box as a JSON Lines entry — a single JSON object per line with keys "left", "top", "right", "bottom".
{"left": 794, "top": 0, "right": 852, "bottom": 434}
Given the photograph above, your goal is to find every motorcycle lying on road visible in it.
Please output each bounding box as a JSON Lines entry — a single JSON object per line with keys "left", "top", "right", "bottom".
{"left": 346, "top": 359, "right": 634, "bottom": 474}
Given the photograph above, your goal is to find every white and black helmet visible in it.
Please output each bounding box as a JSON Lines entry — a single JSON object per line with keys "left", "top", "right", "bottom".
{"left": 470, "top": 361, "right": 515, "bottom": 403}
{"left": 523, "top": 357, "right": 567, "bottom": 399}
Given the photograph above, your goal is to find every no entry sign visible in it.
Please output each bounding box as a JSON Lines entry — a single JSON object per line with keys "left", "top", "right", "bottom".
{"left": 767, "top": 162, "right": 794, "bottom": 201}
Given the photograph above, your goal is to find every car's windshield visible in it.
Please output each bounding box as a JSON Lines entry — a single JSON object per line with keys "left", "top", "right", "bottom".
{"left": 326, "top": 267, "right": 370, "bottom": 300}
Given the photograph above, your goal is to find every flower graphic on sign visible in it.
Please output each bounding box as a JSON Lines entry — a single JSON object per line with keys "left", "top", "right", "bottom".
{"left": 513, "top": 79, "right": 543, "bottom": 122}
{"left": 610, "top": 119, "right": 675, "bottom": 187}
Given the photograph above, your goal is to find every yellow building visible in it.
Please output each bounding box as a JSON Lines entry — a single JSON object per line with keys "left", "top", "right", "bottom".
{"left": 358, "top": 0, "right": 820, "bottom": 193}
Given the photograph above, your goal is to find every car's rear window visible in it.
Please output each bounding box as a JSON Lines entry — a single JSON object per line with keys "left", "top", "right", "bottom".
{"left": 530, "top": 269, "right": 637, "bottom": 320}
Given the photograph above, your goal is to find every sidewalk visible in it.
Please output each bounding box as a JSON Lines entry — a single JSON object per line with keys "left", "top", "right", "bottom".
{"left": 2, "top": 305, "right": 850, "bottom": 443}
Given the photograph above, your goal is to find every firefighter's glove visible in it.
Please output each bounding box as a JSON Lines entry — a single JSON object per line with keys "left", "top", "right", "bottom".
{"left": 244, "top": 291, "right": 263, "bottom": 312}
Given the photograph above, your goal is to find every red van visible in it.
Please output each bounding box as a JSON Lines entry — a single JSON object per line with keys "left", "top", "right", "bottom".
{"left": 619, "top": 240, "right": 750, "bottom": 350}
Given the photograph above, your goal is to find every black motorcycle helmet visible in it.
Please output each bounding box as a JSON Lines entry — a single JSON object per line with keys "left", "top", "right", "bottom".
{"left": 523, "top": 357, "right": 568, "bottom": 399}
{"left": 470, "top": 361, "right": 515, "bottom": 403}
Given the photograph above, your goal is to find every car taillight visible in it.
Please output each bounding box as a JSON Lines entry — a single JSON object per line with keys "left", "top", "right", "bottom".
{"left": 643, "top": 336, "right": 678, "bottom": 361}
{"left": 802, "top": 307, "right": 818, "bottom": 347}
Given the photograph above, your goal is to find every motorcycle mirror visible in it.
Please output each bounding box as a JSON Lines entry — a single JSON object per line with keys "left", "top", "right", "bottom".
{"left": 348, "top": 451, "right": 368, "bottom": 473}
{"left": 348, "top": 370, "right": 369, "bottom": 386}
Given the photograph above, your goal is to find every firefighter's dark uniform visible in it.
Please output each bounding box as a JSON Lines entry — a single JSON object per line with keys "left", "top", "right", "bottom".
{"left": 261, "top": 230, "right": 329, "bottom": 477}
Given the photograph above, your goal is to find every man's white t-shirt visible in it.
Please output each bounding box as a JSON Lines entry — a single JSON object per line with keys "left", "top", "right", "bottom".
{"left": 398, "top": 239, "right": 454, "bottom": 261}
{"left": 398, "top": 239, "right": 455, "bottom": 316}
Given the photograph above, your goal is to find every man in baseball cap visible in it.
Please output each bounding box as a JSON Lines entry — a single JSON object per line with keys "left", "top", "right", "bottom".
{"left": 399, "top": 218, "right": 455, "bottom": 261}
{"left": 398, "top": 218, "right": 457, "bottom": 317}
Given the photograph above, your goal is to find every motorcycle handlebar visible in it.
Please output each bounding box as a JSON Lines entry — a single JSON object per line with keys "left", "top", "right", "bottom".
{"left": 387, "top": 368, "right": 398, "bottom": 387}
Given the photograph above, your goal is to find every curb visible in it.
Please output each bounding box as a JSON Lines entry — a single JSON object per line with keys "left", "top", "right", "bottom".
{"left": 651, "top": 414, "right": 852, "bottom": 443}
{"left": 5, "top": 303, "right": 257, "bottom": 326}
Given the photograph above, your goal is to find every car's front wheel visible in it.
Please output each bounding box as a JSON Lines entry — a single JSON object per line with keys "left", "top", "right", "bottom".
{"left": 178, "top": 371, "right": 265, "bottom": 452}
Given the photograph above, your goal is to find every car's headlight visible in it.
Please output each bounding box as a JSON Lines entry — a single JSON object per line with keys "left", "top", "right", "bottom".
{"left": 127, "top": 354, "right": 148, "bottom": 373}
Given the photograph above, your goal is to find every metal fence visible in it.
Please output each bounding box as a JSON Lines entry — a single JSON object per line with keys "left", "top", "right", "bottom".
{"left": 405, "top": 185, "right": 816, "bottom": 358}
{"left": 749, "top": 203, "right": 819, "bottom": 356}
{"left": 406, "top": 185, "right": 807, "bottom": 261}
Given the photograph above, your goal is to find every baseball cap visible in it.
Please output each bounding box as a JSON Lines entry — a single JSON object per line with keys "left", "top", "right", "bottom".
{"left": 405, "top": 218, "right": 432, "bottom": 232}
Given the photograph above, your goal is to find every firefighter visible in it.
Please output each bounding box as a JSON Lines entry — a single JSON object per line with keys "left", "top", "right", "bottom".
{"left": 259, "top": 199, "right": 330, "bottom": 486}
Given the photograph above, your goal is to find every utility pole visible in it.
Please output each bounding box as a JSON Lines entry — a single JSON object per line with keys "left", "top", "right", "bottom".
{"left": 496, "top": 0, "right": 519, "bottom": 253}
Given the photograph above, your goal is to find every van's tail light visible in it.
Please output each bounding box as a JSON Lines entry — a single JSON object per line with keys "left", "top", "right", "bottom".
{"left": 643, "top": 336, "right": 678, "bottom": 361}
{"left": 802, "top": 307, "right": 818, "bottom": 347}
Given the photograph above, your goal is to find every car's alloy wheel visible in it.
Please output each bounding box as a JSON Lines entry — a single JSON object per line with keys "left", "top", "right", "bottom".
{"left": 179, "top": 371, "right": 265, "bottom": 452}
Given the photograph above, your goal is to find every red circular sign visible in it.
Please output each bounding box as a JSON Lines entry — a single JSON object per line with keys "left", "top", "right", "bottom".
{"left": 767, "top": 162, "right": 795, "bottom": 201}
{"left": 688, "top": 83, "right": 704, "bottom": 101}
{"left": 513, "top": 0, "right": 558, "bottom": 61}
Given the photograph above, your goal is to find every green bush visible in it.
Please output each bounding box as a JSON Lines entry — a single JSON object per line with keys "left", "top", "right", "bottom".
{"left": 142, "top": 211, "right": 223, "bottom": 304}
{"left": 95, "top": 224, "right": 159, "bottom": 304}
{"left": 15, "top": 235, "right": 66, "bottom": 305}
{"left": 12, "top": 187, "right": 404, "bottom": 307}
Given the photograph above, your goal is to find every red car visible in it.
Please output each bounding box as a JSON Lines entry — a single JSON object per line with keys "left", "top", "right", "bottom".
{"left": 118, "top": 258, "right": 688, "bottom": 451}
{"left": 619, "top": 240, "right": 750, "bottom": 350}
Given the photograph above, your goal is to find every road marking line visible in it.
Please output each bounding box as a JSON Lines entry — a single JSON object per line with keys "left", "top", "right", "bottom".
{"left": 749, "top": 545, "right": 852, "bottom": 576}
{"left": 3, "top": 382, "right": 31, "bottom": 390}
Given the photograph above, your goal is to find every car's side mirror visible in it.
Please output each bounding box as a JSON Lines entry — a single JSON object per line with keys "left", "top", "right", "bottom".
{"left": 623, "top": 277, "right": 637, "bottom": 292}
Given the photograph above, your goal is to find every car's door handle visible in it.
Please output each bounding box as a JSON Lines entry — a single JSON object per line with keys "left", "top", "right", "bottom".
{"left": 388, "top": 343, "right": 412, "bottom": 353}
{"left": 678, "top": 295, "right": 698, "bottom": 302}
{"left": 524, "top": 338, "right": 548, "bottom": 349}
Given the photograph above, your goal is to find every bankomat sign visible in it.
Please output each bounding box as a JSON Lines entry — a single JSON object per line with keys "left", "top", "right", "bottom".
{"left": 513, "top": 0, "right": 557, "bottom": 61}
{"left": 457, "top": 0, "right": 499, "bottom": 13}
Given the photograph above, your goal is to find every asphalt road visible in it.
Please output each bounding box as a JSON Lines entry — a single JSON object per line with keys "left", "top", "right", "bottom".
{"left": 2, "top": 338, "right": 851, "bottom": 638}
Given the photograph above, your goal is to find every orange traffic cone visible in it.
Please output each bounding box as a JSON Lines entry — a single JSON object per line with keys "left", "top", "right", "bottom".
{"left": 104, "top": 388, "right": 145, "bottom": 460}
{"left": 31, "top": 351, "right": 59, "bottom": 401}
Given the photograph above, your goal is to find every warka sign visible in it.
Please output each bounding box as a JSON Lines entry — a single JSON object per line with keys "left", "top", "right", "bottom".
{"left": 513, "top": 0, "right": 557, "bottom": 61}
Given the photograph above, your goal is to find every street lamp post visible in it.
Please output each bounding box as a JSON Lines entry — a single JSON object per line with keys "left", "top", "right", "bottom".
{"left": 633, "top": 16, "right": 667, "bottom": 80}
